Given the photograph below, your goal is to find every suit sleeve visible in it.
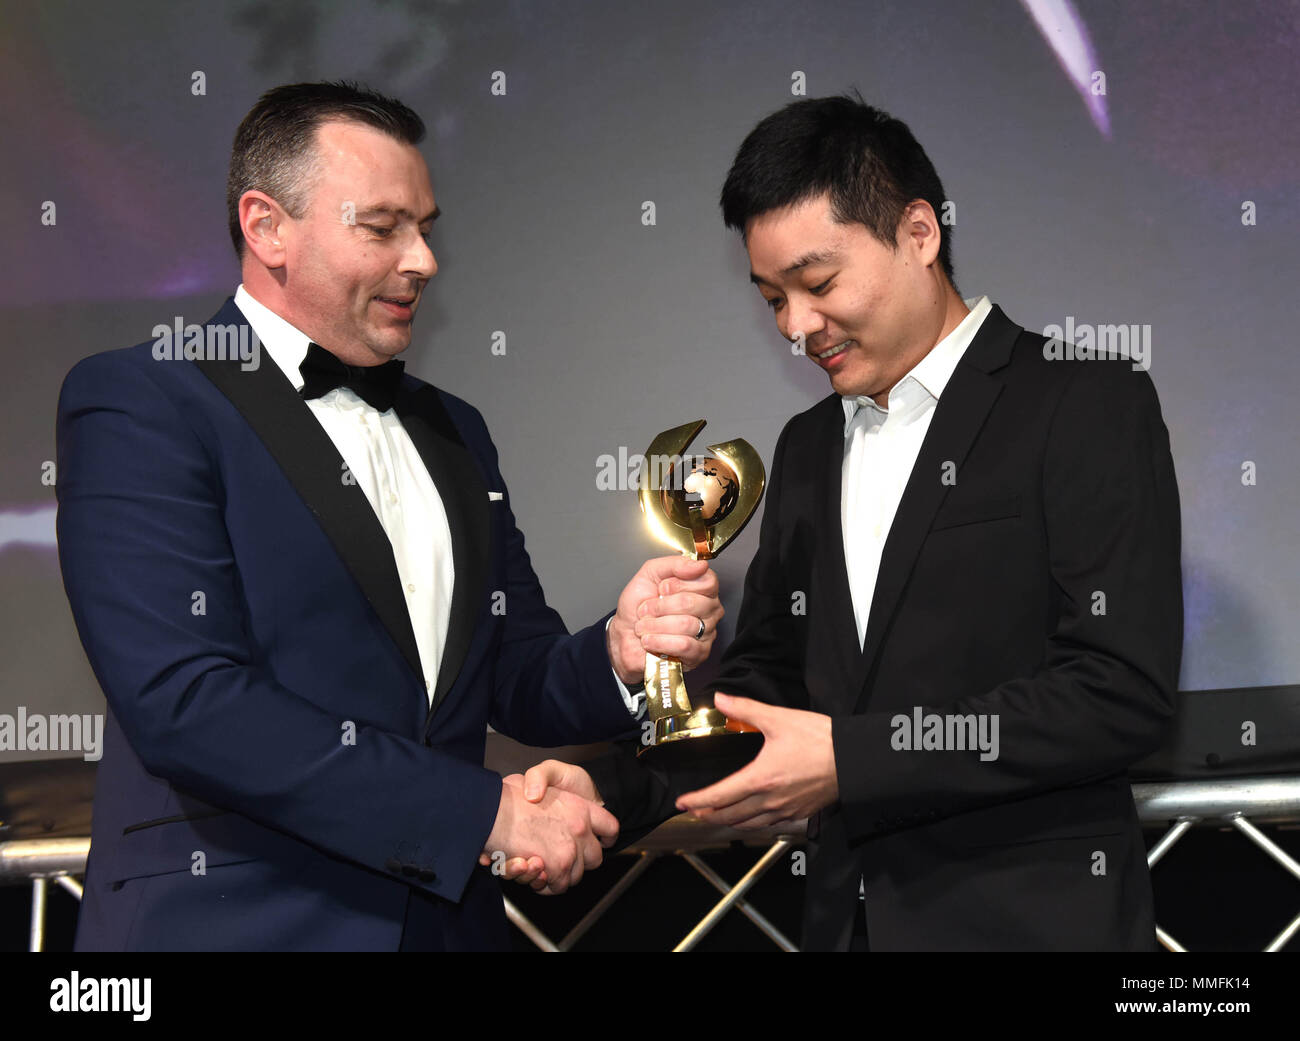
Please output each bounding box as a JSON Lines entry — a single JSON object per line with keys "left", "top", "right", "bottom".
{"left": 833, "top": 362, "right": 1183, "bottom": 841}
{"left": 436, "top": 401, "right": 642, "bottom": 746}
{"left": 57, "top": 353, "right": 502, "bottom": 904}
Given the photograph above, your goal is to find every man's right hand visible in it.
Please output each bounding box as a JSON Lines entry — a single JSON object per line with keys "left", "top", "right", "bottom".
{"left": 479, "top": 769, "right": 618, "bottom": 894}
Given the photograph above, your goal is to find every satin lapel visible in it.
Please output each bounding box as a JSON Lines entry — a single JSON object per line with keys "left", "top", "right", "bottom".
{"left": 190, "top": 303, "right": 423, "bottom": 685}
{"left": 849, "top": 306, "right": 1019, "bottom": 713}
{"left": 392, "top": 383, "right": 489, "bottom": 729}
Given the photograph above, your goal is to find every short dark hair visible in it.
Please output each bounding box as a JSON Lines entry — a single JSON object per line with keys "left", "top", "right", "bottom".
{"left": 720, "top": 93, "right": 955, "bottom": 286}
{"left": 226, "top": 80, "right": 426, "bottom": 258}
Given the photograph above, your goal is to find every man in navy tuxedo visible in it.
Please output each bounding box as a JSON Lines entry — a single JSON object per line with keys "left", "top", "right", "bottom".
{"left": 56, "top": 81, "right": 723, "bottom": 951}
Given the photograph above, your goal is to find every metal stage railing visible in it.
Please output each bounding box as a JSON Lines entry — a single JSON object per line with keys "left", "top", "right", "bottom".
{"left": 4, "top": 776, "right": 1298, "bottom": 952}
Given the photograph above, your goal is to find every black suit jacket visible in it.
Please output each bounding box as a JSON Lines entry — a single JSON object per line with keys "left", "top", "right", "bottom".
{"left": 590, "top": 304, "right": 1182, "bottom": 951}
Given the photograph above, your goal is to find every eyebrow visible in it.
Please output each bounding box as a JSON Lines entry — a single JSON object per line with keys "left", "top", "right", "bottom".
{"left": 749, "top": 248, "right": 840, "bottom": 286}
{"left": 356, "top": 205, "right": 441, "bottom": 224}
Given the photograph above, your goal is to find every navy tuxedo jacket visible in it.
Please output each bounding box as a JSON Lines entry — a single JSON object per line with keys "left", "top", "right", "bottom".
{"left": 590, "top": 304, "right": 1183, "bottom": 951}
{"left": 57, "top": 297, "right": 638, "bottom": 951}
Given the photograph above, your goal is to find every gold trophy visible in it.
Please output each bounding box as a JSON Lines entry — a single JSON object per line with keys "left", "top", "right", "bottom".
{"left": 636, "top": 420, "right": 766, "bottom": 774}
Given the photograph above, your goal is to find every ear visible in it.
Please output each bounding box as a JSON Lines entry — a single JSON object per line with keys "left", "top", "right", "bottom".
{"left": 900, "top": 199, "right": 942, "bottom": 270}
{"left": 238, "top": 190, "right": 290, "bottom": 270}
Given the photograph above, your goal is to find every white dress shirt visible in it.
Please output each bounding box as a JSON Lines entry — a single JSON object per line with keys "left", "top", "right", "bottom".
{"left": 841, "top": 296, "right": 993, "bottom": 648}
{"left": 233, "top": 284, "right": 640, "bottom": 717}
{"left": 235, "top": 285, "right": 454, "bottom": 706}
{"left": 847, "top": 295, "right": 993, "bottom": 912}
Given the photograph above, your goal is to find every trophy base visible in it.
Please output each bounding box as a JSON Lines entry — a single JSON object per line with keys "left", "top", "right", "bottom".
{"left": 636, "top": 707, "right": 764, "bottom": 785}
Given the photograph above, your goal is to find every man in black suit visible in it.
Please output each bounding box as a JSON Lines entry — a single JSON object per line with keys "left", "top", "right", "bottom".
{"left": 520, "top": 96, "right": 1182, "bottom": 951}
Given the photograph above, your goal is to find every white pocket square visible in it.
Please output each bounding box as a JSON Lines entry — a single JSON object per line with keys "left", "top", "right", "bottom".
{"left": 488, "top": 491, "right": 504, "bottom": 501}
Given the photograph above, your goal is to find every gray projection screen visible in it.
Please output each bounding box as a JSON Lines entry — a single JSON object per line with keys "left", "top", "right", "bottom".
{"left": 1, "top": 0, "right": 1297, "bottom": 763}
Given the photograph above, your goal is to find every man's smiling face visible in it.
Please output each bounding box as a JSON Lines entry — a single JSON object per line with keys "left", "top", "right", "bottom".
{"left": 278, "top": 119, "right": 439, "bottom": 364}
{"left": 745, "top": 193, "right": 941, "bottom": 403}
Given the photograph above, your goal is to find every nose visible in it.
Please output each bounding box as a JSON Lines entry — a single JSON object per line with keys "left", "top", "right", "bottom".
{"left": 403, "top": 234, "right": 437, "bottom": 281}
{"left": 780, "top": 294, "right": 825, "bottom": 347}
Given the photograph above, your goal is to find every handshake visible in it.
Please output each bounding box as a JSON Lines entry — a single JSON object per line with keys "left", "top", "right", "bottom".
{"left": 478, "top": 759, "right": 615, "bottom": 895}
{"left": 477, "top": 691, "right": 841, "bottom": 895}
{"left": 476, "top": 553, "right": 841, "bottom": 895}
{"left": 474, "top": 553, "right": 721, "bottom": 895}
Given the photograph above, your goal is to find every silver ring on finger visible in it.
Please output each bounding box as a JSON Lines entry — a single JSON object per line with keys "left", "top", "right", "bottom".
{"left": 694, "top": 617, "right": 706, "bottom": 640}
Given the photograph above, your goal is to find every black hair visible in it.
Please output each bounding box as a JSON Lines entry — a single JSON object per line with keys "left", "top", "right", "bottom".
{"left": 720, "top": 93, "right": 955, "bottom": 285}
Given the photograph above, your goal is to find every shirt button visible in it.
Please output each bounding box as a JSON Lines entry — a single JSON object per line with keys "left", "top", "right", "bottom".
{"left": 389, "top": 494, "right": 398, "bottom": 505}
{"left": 407, "top": 583, "right": 416, "bottom": 593}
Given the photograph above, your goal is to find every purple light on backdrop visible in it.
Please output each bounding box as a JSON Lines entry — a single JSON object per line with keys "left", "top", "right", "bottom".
{"left": 1020, "top": 0, "right": 1111, "bottom": 138}
{"left": 0, "top": 25, "right": 232, "bottom": 307}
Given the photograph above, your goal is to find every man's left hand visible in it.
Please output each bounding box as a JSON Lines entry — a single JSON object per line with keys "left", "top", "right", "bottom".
{"left": 607, "top": 556, "right": 722, "bottom": 683}
{"left": 674, "top": 692, "right": 838, "bottom": 829}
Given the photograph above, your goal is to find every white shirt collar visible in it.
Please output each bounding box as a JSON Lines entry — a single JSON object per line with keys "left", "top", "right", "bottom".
{"left": 233, "top": 283, "right": 315, "bottom": 392}
{"left": 841, "top": 295, "right": 993, "bottom": 431}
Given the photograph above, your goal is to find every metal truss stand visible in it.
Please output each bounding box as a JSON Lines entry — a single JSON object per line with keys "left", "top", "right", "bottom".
{"left": 1135, "top": 776, "right": 1300, "bottom": 952}
{"left": 5, "top": 776, "right": 1298, "bottom": 951}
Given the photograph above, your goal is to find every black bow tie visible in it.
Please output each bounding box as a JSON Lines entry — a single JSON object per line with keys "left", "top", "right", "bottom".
{"left": 299, "top": 342, "right": 405, "bottom": 413}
